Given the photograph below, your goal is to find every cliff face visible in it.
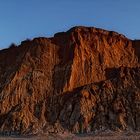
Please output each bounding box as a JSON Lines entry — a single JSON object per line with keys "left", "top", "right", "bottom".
{"left": 0, "top": 26, "right": 140, "bottom": 135}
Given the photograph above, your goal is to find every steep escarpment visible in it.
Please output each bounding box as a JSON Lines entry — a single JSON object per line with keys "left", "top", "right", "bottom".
{"left": 53, "top": 27, "right": 138, "bottom": 92}
{"left": 0, "top": 26, "right": 140, "bottom": 135}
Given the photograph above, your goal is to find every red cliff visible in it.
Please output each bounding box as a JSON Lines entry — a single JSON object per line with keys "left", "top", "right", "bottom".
{"left": 0, "top": 26, "right": 140, "bottom": 135}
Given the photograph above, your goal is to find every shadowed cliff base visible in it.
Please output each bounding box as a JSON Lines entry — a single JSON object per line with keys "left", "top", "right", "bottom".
{"left": 0, "top": 26, "right": 140, "bottom": 136}
{"left": 43, "top": 67, "right": 140, "bottom": 134}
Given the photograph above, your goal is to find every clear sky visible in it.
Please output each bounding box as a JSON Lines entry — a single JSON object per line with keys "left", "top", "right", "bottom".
{"left": 0, "top": 0, "right": 140, "bottom": 49}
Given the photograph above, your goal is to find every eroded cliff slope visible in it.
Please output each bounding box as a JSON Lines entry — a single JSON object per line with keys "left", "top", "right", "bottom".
{"left": 0, "top": 26, "right": 140, "bottom": 135}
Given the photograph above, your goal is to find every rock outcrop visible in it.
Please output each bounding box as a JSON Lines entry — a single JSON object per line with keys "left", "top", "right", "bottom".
{"left": 0, "top": 26, "right": 140, "bottom": 135}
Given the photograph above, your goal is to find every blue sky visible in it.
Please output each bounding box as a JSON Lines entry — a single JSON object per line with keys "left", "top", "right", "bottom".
{"left": 0, "top": 0, "right": 140, "bottom": 49}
